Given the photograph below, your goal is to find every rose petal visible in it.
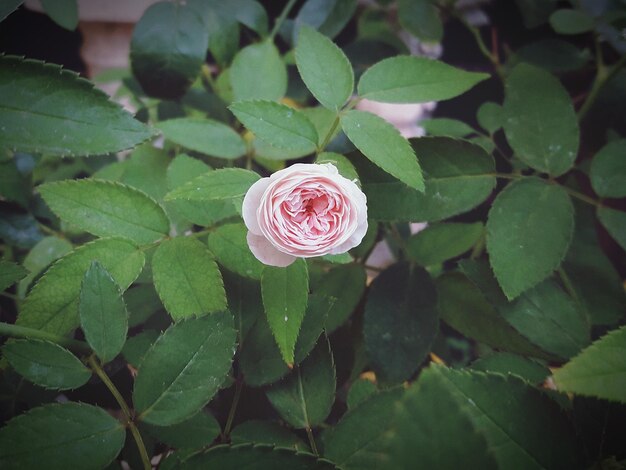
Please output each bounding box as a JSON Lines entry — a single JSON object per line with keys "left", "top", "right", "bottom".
{"left": 242, "top": 177, "right": 271, "bottom": 235}
{"left": 247, "top": 232, "right": 296, "bottom": 267}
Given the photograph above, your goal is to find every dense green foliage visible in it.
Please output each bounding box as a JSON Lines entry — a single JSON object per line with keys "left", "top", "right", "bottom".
{"left": 1, "top": 0, "right": 625, "bottom": 468}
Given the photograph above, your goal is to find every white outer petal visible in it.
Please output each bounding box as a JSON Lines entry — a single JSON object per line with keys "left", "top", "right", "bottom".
{"left": 242, "top": 177, "right": 271, "bottom": 235}
{"left": 247, "top": 232, "right": 296, "bottom": 267}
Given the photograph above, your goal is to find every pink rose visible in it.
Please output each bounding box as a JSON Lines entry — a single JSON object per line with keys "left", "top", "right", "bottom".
{"left": 242, "top": 163, "right": 368, "bottom": 267}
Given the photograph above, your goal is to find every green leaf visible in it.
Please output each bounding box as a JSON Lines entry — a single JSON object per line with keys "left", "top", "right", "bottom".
{"left": 209, "top": 0, "right": 269, "bottom": 36}
{"left": 144, "top": 410, "right": 221, "bottom": 450}
{"left": 437, "top": 271, "right": 553, "bottom": 360}
{"left": 130, "top": 1, "right": 208, "bottom": 99}
{"left": 421, "top": 118, "right": 475, "bottom": 137}
{"left": 314, "top": 263, "right": 366, "bottom": 333}
{"left": 549, "top": 9, "right": 595, "bottom": 34}
{"left": 294, "top": 294, "right": 335, "bottom": 363}
{"left": 424, "top": 366, "right": 583, "bottom": 469}
{"left": 351, "top": 137, "right": 496, "bottom": 221}
{"left": 79, "top": 262, "right": 128, "bottom": 363}
{"left": 397, "top": 0, "right": 443, "bottom": 42}
{"left": 157, "top": 118, "right": 246, "bottom": 160}
{"left": 125, "top": 284, "right": 163, "bottom": 327}
{"left": 499, "top": 279, "right": 590, "bottom": 359}
{"left": 39, "top": 179, "right": 170, "bottom": 245}
{"left": 122, "top": 330, "right": 159, "bottom": 368}
{"left": 295, "top": 25, "right": 354, "bottom": 110}
{"left": 357, "top": 56, "right": 489, "bottom": 103}
{"left": 231, "top": 421, "right": 306, "bottom": 450}
{"left": 230, "top": 41, "right": 287, "bottom": 101}
{"left": 3, "top": 339, "right": 91, "bottom": 390}
{"left": 261, "top": 259, "right": 309, "bottom": 365}
{"left": 152, "top": 237, "right": 227, "bottom": 321}
{"left": 553, "top": 325, "right": 626, "bottom": 403}
{"left": 471, "top": 352, "right": 550, "bottom": 384}
{"left": 164, "top": 168, "right": 260, "bottom": 202}
{"left": 293, "top": 0, "right": 356, "bottom": 40}
{"left": 511, "top": 39, "right": 590, "bottom": 73}
{"left": 364, "top": 262, "right": 438, "bottom": 383}
{"left": 266, "top": 338, "right": 335, "bottom": 428}
{"left": 514, "top": 0, "right": 556, "bottom": 28}
{"left": 223, "top": 270, "right": 263, "bottom": 345}
{"left": 387, "top": 367, "right": 498, "bottom": 470}
{"left": 0, "top": 260, "right": 27, "bottom": 292}
{"left": 0, "top": 402, "right": 125, "bottom": 470}
{"left": 323, "top": 389, "right": 404, "bottom": 469}
{"left": 487, "top": 178, "right": 574, "bottom": 299}
{"left": 346, "top": 379, "right": 377, "bottom": 409}
{"left": 563, "top": 203, "right": 626, "bottom": 325}
{"left": 207, "top": 223, "right": 265, "bottom": 280}
{"left": 406, "top": 222, "right": 483, "bottom": 266}
{"left": 0, "top": 56, "right": 153, "bottom": 156}
{"left": 18, "top": 236, "right": 72, "bottom": 298}
{"left": 502, "top": 63, "right": 579, "bottom": 176}
{"left": 40, "top": 0, "right": 77, "bottom": 30}
{"left": 239, "top": 313, "right": 290, "bottom": 386}
{"left": 476, "top": 102, "right": 502, "bottom": 134}
{"left": 17, "top": 238, "right": 145, "bottom": 336}
{"left": 230, "top": 100, "right": 318, "bottom": 153}
{"left": 316, "top": 152, "right": 360, "bottom": 183}
{"left": 341, "top": 110, "right": 423, "bottom": 190}
{"left": 134, "top": 312, "right": 236, "bottom": 425}
{"left": 0, "top": 1, "right": 23, "bottom": 22}
{"left": 597, "top": 207, "right": 626, "bottom": 252}
{"left": 179, "top": 443, "right": 338, "bottom": 469}
{"left": 590, "top": 139, "right": 626, "bottom": 198}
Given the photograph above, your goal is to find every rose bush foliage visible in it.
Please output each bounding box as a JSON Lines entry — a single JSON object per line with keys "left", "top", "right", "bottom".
{"left": 1, "top": 0, "right": 626, "bottom": 469}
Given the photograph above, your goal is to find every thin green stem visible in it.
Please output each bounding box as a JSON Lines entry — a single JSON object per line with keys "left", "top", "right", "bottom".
{"left": 317, "top": 114, "right": 341, "bottom": 154}
{"left": 455, "top": 14, "right": 504, "bottom": 81}
{"left": 87, "top": 356, "right": 151, "bottom": 470}
{"left": 560, "top": 185, "right": 602, "bottom": 208}
{"left": 305, "top": 426, "right": 319, "bottom": 456}
{"left": 269, "top": 0, "right": 298, "bottom": 41}
{"left": 578, "top": 47, "right": 626, "bottom": 121}
{"left": 223, "top": 376, "right": 243, "bottom": 438}
{"left": 0, "top": 291, "right": 18, "bottom": 301}
{"left": 0, "top": 321, "right": 91, "bottom": 353}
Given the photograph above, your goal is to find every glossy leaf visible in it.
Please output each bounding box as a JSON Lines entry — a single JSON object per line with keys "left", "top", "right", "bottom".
{"left": 17, "top": 238, "right": 145, "bottom": 336}
{"left": 499, "top": 279, "right": 590, "bottom": 359}
{"left": 553, "top": 325, "right": 626, "bottom": 403}
{"left": 164, "top": 168, "right": 260, "bottom": 202}
{"left": 502, "top": 63, "right": 579, "bottom": 176}
{"left": 471, "top": 352, "right": 550, "bottom": 384}
{"left": 549, "top": 9, "right": 594, "bottom": 34}
{"left": 398, "top": 0, "right": 443, "bottom": 42}
{"left": 3, "top": 339, "right": 91, "bottom": 390}
{"left": 261, "top": 259, "right": 309, "bottom": 365}
{"left": 40, "top": 0, "right": 77, "bottom": 30}
{"left": 179, "top": 444, "right": 338, "bottom": 469}
{"left": 266, "top": 338, "right": 335, "bottom": 428}
{"left": 421, "top": 118, "right": 475, "bottom": 137}
{"left": 0, "top": 0, "right": 22, "bottom": 22}
{"left": 387, "top": 367, "right": 498, "bottom": 470}
{"left": 351, "top": 137, "right": 495, "bottom": 221}
{"left": 590, "top": 139, "right": 626, "bottom": 198}
{"left": 341, "top": 110, "right": 423, "bottom": 190}
{"left": 597, "top": 207, "right": 626, "bottom": 252}
{"left": 512, "top": 39, "right": 590, "bottom": 73}
{"left": 39, "top": 179, "right": 170, "bottom": 245}
{"left": 144, "top": 410, "right": 221, "bottom": 450}
{"left": 0, "top": 260, "right": 27, "bottom": 292}
{"left": 487, "top": 178, "right": 574, "bottom": 299}
{"left": 437, "top": 271, "right": 552, "bottom": 360}
{"left": 152, "top": 237, "right": 226, "bottom": 321}
{"left": 477, "top": 102, "right": 502, "bottom": 134}
{"left": 231, "top": 421, "right": 306, "bottom": 449}
{"left": 134, "top": 312, "right": 236, "bottom": 425}
{"left": 315, "top": 263, "right": 366, "bottom": 333}
{"left": 130, "top": 1, "right": 208, "bottom": 99}
{"left": 230, "top": 41, "right": 287, "bottom": 101}
{"left": 296, "top": 25, "right": 353, "bottom": 110}
{"left": 0, "top": 402, "right": 125, "bottom": 470}
{"left": 230, "top": 100, "right": 318, "bottom": 154}
{"left": 79, "top": 262, "right": 128, "bottom": 363}
{"left": 364, "top": 262, "right": 438, "bottom": 383}
{"left": 323, "top": 389, "right": 404, "bottom": 469}
{"left": 357, "top": 56, "right": 488, "bottom": 103}
{"left": 207, "top": 223, "right": 265, "bottom": 280}
{"left": 406, "top": 222, "right": 483, "bottom": 266}
{"left": 18, "top": 236, "right": 72, "bottom": 298}
{"left": 157, "top": 118, "right": 246, "bottom": 160}
{"left": 0, "top": 56, "right": 153, "bottom": 156}
{"left": 292, "top": 0, "right": 356, "bottom": 40}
